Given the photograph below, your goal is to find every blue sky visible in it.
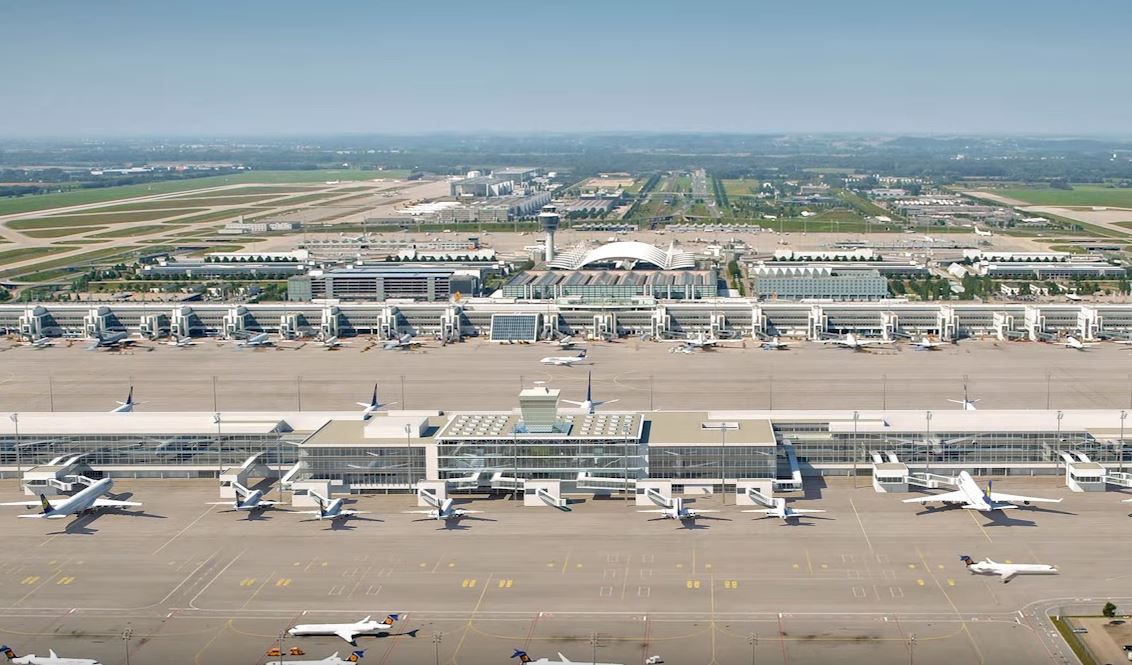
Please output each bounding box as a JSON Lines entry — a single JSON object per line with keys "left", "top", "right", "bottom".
{"left": 2, "top": 0, "right": 1129, "bottom": 136}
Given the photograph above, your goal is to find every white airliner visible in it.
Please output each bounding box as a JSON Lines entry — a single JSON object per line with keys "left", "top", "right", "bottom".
{"left": 404, "top": 496, "right": 483, "bottom": 523}
{"left": 320, "top": 336, "right": 351, "bottom": 349}
{"left": 561, "top": 372, "right": 617, "bottom": 414}
{"left": 744, "top": 497, "right": 826, "bottom": 522}
{"left": 207, "top": 482, "right": 279, "bottom": 514}
{"left": 960, "top": 555, "right": 1057, "bottom": 582}
{"left": 167, "top": 336, "right": 196, "bottom": 348}
{"left": 761, "top": 336, "right": 789, "bottom": 351}
{"left": 298, "top": 491, "right": 370, "bottom": 522}
{"left": 541, "top": 350, "right": 587, "bottom": 366}
{"left": 0, "top": 477, "right": 141, "bottom": 519}
{"left": 910, "top": 336, "right": 946, "bottom": 351}
{"left": 86, "top": 331, "right": 138, "bottom": 350}
{"left": 1063, "top": 336, "right": 1097, "bottom": 351}
{"left": 903, "top": 472, "right": 1061, "bottom": 512}
{"left": 1, "top": 645, "right": 101, "bottom": 665}
{"left": 511, "top": 649, "right": 622, "bottom": 665}
{"left": 357, "top": 384, "right": 395, "bottom": 418}
{"left": 383, "top": 334, "right": 423, "bottom": 351}
{"left": 819, "top": 333, "right": 892, "bottom": 350}
{"left": 237, "top": 332, "right": 273, "bottom": 347}
{"left": 287, "top": 615, "right": 401, "bottom": 644}
{"left": 667, "top": 332, "right": 724, "bottom": 352}
{"left": 973, "top": 226, "right": 993, "bottom": 237}
{"left": 548, "top": 336, "right": 583, "bottom": 349}
{"left": 265, "top": 650, "right": 365, "bottom": 665}
{"left": 109, "top": 387, "right": 139, "bottom": 413}
{"left": 23, "top": 337, "right": 54, "bottom": 349}
{"left": 638, "top": 497, "right": 718, "bottom": 522}
{"left": 948, "top": 385, "right": 979, "bottom": 411}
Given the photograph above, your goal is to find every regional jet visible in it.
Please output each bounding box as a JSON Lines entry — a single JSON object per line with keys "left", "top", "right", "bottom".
{"left": 547, "top": 336, "right": 583, "bottom": 350}
{"left": 167, "top": 336, "right": 196, "bottom": 348}
{"left": 666, "top": 332, "right": 724, "bottom": 352}
{"left": 320, "top": 336, "right": 351, "bottom": 350}
{"left": 206, "top": 482, "right": 279, "bottom": 515}
{"left": 1063, "top": 336, "right": 1097, "bottom": 351}
{"left": 287, "top": 615, "right": 401, "bottom": 645}
{"left": 761, "top": 336, "right": 789, "bottom": 351}
{"left": 237, "top": 332, "right": 273, "bottom": 348}
{"left": 541, "top": 350, "right": 587, "bottom": 366}
{"left": 561, "top": 372, "right": 618, "bottom": 414}
{"left": 382, "top": 334, "right": 423, "bottom": 351}
{"left": 818, "top": 333, "right": 892, "bottom": 351}
{"left": 910, "top": 336, "right": 946, "bottom": 351}
{"left": 265, "top": 651, "right": 365, "bottom": 665}
{"left": 638, "top": 497, "right": 718, "bottom": 522}
{"left": 959, "top": 555, "right": 1057, "bottom": 582}
{"left": 109, "top": 387, "right": 139, "bottom": 413}
{"left": 85, "top": 331, "right": 138, "bottom": 350}
{"left": 973, "top": 226, "right": 993, "bottom": 237}
{"left": 21, "top": 337, "right": 54, "bottom": 349}
{"left": 903, "top": 471, "right": 1061, "bottom": 512}
{"left": 511, "top": 649, "right": 623, "bottom": 665}
{"left": 1, "top": 645, "right": 102, "bottom": 665}
{"left": 297, "top": 491, "right": 371, "bottom": 523}
{"left": 0, "top": 477, "right": 141, "bottom": 519}
{"left": 744, "top": 497, "right": 826, "bottom": 522}
{"left": 403, "top": 496, "right": 483, "bottom": 523}
{"left": 357, "top": 384, "right": 395, "bottom": 418}
{"left": 947, "top": 384, "right": 979, "bottom": 411}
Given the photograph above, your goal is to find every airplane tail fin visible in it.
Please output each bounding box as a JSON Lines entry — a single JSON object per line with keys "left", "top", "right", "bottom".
{"left": 313, "top": 492, "right": 327, "bottom": 516}
{"left": 510, "top": 650, "right": 532, "bottom": 663}
{"left": 370, "top": 383, "right": 379, "bottom": 408}
{"left": 960, "top": 555, "right": 975, "bottom": 566}
{"left": 348, "top": 650, "right": 366, "bottom": 662}
{"left": 586, "top": 371, "right": 592, "bottom": 402}
{"left": 1, "top": 645, "right": 17, "bottom": 660}
{"left": 38, "top": 494, "right": 53, "bottom": 515}
{"left": 383, "top": 614, "right": 399, "bottom": 624}
{"left": 125, "top": 386, "right": 134, "bottom": 405}
{"left": 579, "top": 349, "right": 587, "bottom": 358}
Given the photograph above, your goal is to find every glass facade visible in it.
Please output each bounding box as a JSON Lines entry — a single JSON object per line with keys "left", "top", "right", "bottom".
{"left": 648, "top": 446, "right": 777, "bottom": 480}
{"left": 490, "top": 314, "right": 540, "bottom": 342}
{"left": 437, "top": 437, "right": 645, "bottom": 481}
{"left": 298, "top": 446, "right": 426, "bottom": 490}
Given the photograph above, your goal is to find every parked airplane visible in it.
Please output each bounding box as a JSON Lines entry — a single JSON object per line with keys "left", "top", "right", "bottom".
{"left": 666, "top": 332, "right": 724, "bottom": 351}
{"left": 287, "top": 615, "right": 401, "bottom": 645}
{"left": 541, "top": 350, "right": 587, "bottom": 366}
{"left": 86, "top": 331, "right": 138, "bottom": 350}
{"left": 109, "top": 387, "right": 139, "bottom": 413}
{"left": 973, "top": 226, "right": 993, "bottom": 237}
{"left": 638, "top": 497, "right": 718, "bottom": 522}
{"left": 959, "top": 555, "right": 1057, "bottom": 582}
{"left": 903, "top": 471, "right": 1061, "bottom": 512}
{"left": 22, "top": 337, "right": 54, "bottom": 349}
{"left": 237, "top": 332, "right": 273, "bottom": 348}
{"left": 0, "top": 477, "right": 141, "bottom": 519}
{"left": 910, "top": 336, "right": 946, "bottom": 351}
{"left": 511, "top": 649, "right": 623, "bottom": 665}
{"left": 561, "top": 372, "right": 617, "bottom": 414}
{"left": 548, "top": 336, "right": 583, "bottom": 349}
{"left": 357, "top": 384, "right": 395, "bottom": 418}
{"left": 1063, "top": 336, "right": 1097, "bottom": 351}
{"left": 744, "top": 497, "right": 826, "bottom": 522}
{"left": 948, "top": 384, "right": 979, "bottom": 411}
{"left": 320, "top": 336, "right": 351, "bottom": 349}
{"left": 206, "top": 482, "right": 279, "bottom": 514}
{"left": 265, "top": 650, "right": 365, "bottom": 665}
{"left": 818, "top": 333, "right": 891, "bottom": 351}
{"left": 761, "top": 336, "right": 789, "bottom": 351}
{"left": 404, "top": 496, "right": 483, "bottom": 523}
{"left": 383, "top": 334, "right": 423, "bottom": 351}
{"left": 166, "top": 335, "right": 196, "bottom": 348}
{"left": 298, "top": 491, "right": 370, "bottom": 523}
{"left": 1, "top": 645, "right": 102, "bottom": 665}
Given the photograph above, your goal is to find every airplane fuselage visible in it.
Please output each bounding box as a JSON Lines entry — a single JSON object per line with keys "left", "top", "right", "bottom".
{"left": 39, "top": 478, "right": 115, "bottom": 519}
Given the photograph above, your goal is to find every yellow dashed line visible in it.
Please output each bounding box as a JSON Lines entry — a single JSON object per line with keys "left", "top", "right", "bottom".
{"left": 461, "top": 578, "right": 477, "bottom": 588}
{"left": 239, "top": 578, "right": 256, "bottom": 587}
{"left": 917, "top": 579, "right": 926, "bottom": 587}
{"left": 497, "top": 579, "right": 513, "bottom": 589}
{"left": 275, "top": 578, "right": 291, "bottom": 587}
{"left": 56, "top": 576, "right": 75, "bottom": 585}
{"left": 20, "top": 576, "right": 40, "bottom": 585}
{"left": 686, "top": 580, "right": 701, "bottom": 589}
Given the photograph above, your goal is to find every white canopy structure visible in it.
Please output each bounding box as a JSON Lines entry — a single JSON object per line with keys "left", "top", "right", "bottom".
{"left": 548, "top": 241, "right": 696, "bottom": 270}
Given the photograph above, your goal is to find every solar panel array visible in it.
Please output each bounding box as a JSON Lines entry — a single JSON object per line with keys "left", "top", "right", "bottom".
{"left": 448, "top": 414, "right": 511, "bottom": 438}
{"left": 490, "top": 313, "right": 539, "bottom": 342}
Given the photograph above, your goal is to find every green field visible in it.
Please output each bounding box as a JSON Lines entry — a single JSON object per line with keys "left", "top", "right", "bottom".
{"left": 0, "top": 169, "right": 406, "bottom": 217}
{"left": 8, "top": 209, "right": 205, "bottom": 230}
{"left": 21, "top": 227, "right": 109, "bottom": 238}
{"left": 721, "top": 179, "right": 760, "bottom": 197}
{"left": 0, "top": 246, "right": 69, "bottom": 266}
{"left": 0, "top": 245, "right": 144, "bottom": 279}
{"left": 103, "top": 194, "right": 290, "bottom": 210}
{"left": 990, "top": 185, "right": 1132, "bottom": 208}
{"left": 88, "top": 225, "right": 169, "bottom": 239}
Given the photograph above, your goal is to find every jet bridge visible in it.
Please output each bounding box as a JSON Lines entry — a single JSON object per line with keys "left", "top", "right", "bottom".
{"left": 634, "top": 481, "right": 673, "bottom": 507}
{"left": 522, "top": 480, "right": 569, "bottom": 510}
{"left": 870, "top": 451, "right": 959, "bottom": 493}
{"left": 22, "top": 455, "right": 96, "bottom": 496}
{"left": 1106, "top": 471, "right": 1132, "bottom": 489}
{"left": 734, "top": 480, "right": 775, "bottom": 507}
{"left": 575, "top": 472, "right": 637, "bottom": 495}
{"left": 416, "top": 480, "right": 448, "bottom": 507}
{"left": 219, "top": 453, "right": 275, "bottom": 499}
{"left": 1058, "top": 451, "right": 1106, "bottom": 492}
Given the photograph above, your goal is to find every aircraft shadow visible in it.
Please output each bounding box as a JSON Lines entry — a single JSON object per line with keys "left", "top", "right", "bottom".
{"left": 980, "top": 511, "right": 1037, "bottom": 528}
{"left": 1015, "top": 505, "right": 1077, "bottom": 517}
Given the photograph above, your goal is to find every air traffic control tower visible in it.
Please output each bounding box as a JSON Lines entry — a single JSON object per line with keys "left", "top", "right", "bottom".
{"left": 538, "top": 204, "right": 560, "bottom": 262}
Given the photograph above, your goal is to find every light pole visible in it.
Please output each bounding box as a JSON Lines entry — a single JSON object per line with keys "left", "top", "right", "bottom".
{"left": 852, "top": 411, "right": 859, "bottom": 487}
{"left": 10, "top": 413, "right": 20, "bottom": 490}
{"left": 721, "top": 424, "right": 727, "bottom": 506}
{"left": 908, "top": 632, "right": 916, "bottom": 665}
{"left": 405, "top": 423, "right": 415, "bottom": 493}
{"left": 748, "top": 632, "right": 758, "bottom": 665}
{"left": 122, "top": 624, "right": 133, "bottom": 665}
{"left": 924, "top": 411, "right": 933, "bottom": 473}
{"left": 432, "top": 632, "right": 443, "bottom": 665}
{"left": 882, "top": 374, "right": 887, "bottom": 411}
{"left": 1121, "top": 410, "right": 1127, "bottom": 474}
{"left": 590, "top": 633, "right": 599, "bottom": 665}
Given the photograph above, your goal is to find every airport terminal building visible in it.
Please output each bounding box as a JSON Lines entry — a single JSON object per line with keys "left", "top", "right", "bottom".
{"left": 3, "top": 388, "right": 1130, "bottom": 497}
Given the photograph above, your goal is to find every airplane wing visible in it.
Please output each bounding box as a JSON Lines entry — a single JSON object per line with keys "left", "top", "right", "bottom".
{"left": 0, "top": 500, "right": 45, "bottom": 508}
{"left": 691, "top": 509, "right": 720, "bottom": 513}
{"left": 92, "top": 498, "right": 143, "bottom": 508}
{"left": 1000, "top": 570, "right": 1017, "bottom": 582}
{"left": 558, "top": 653, "right": 573, "bottom": 663}
{"left": 988, "top": 492, "right": 1061, "bottom": 504}
{"left": 334, "top": 628, "right": 357, "bottom": 643}
{"left": 902, "top": 490, "right": 968, "bottom": 504}
{"left": 637, "top": 509, "right": 668, "bottom": 513}
{"left": 789, "top": 509, "right": 826, "bottom": 514}
{"left": 560, "top": 400, "right": 584, "bottom": 407}
{"left": 402, "top": 510, "right": 435, "bottom": 514}
{"left": 456, "top": 509, "right": 482, "bottom": 514}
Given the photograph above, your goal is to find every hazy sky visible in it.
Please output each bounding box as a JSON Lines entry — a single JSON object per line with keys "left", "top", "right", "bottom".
{"left": 3, "top": 0, "right": 1130, "bottom": 137}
